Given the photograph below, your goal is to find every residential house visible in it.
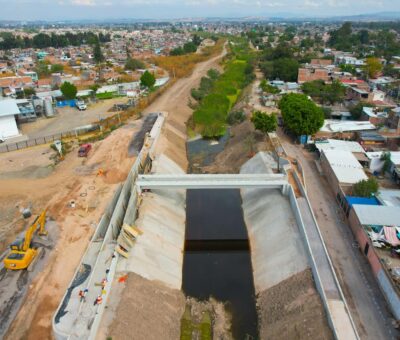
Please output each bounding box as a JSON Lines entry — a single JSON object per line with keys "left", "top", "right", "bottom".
{"left": 320, "top": 149, "right": 368, "bottom": 196}
{"left": 347, "top": 202, "right": 400, "bottom": 320}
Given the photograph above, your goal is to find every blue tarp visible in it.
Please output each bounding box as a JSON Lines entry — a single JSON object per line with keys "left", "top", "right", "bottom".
{"left": 346, "top": 196, "right": 381, "bottom": 207}
{"left": 56, "top": 99, "right": 76, "bottom": 107}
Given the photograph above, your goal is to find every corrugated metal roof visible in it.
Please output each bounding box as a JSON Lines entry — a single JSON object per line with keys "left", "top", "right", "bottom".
{"left": 0, "top": 99, "right": 20, "bottom": 117}
{"left": 377, "top": 189, "right": 400, "bottom": 207}
{"left": 315, "top": 139, "right": 365, "bottom": 153}
{"left": 321, "top": 120, "right": 376, "bottom": 133}
{"left": 353, "top": 204, "right": 400, "bottom": 227}
{"left": 323, "top": 149, "right": 368, "bottom": 184}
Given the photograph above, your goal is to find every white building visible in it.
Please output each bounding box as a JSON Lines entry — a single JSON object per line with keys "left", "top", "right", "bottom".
{"left": 0, "top": 99, "right": 20, "bottom": 139}
{"left": 320, "top": 149, "right": 368, "bottom": 195}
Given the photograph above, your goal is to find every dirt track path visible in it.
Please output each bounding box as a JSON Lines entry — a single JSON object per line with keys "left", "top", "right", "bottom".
{"left": 144, "top": 44, "right": 227, "bottom": 116}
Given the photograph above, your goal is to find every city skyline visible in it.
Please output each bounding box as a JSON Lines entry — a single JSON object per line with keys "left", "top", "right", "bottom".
{"left": 0, "top": 0, "right": 400, "bottom": 21}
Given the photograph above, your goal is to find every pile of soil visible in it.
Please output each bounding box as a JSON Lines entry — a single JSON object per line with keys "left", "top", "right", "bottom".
{"left": 257, "top": 268, "right": 333, "bottom": 340}
{"left": 107, "top": 273, "right": 185, "bottom": 340}
{"left": 202, "top": 120, "right": 273, "bottom": 174}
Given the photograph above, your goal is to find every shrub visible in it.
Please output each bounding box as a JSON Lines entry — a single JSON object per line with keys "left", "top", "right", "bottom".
{"left": 227, "top": 110, "right": 245, "bottom": 125}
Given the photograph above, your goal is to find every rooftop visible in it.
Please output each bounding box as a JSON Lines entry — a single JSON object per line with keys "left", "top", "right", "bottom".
{"left": 315, "top": 139, "right": 365, "bottom": 153}
{"left": 377, "top": 189, "right": 400, "bottom": 207}
{"left": 322, "top": 149, "right": 368, "bottom": 184}
{"left": 0, "top": 99, "right": 20, "bottom": 117}
{"left": 353, "top": 204, "right": 400, "bottom": 227}
{"left": 321, "top": 120, "right": 376, "bottom": 133}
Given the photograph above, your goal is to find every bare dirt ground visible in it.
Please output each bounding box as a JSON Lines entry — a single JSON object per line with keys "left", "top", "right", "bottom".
{"left": 258, "top": 268, "right": 333, "bottom": 340}
{"left": 105, "top": 273, "right": 186, "bottom": 340}
{"left": 0, "top": 45, "right": 227, "bottom": 340}
{"left": 20, "top": 97, "right": 128, "bottom": 139}
{"left": 202, "top": 120, "right": 273, "bottom": 174}
{"left": 1, "top": 121, "right": 141, "bottom": 340}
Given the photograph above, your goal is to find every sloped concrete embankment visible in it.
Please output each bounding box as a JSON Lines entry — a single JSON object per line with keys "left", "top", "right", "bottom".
{"left": 52, "top": 114, "right": 166, "bottom": 340}
{"left": 104, "top": 112, "right": 190, "bottom": 339}
{"left": 240, "top": 152, "right": 334, "bottom": 339}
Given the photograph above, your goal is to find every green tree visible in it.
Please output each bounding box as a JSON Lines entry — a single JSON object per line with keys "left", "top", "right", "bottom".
{"left": 261, "top": 58, "right": 299, "bottom": 82}
{"left": 35, "top": 60, "right": 50, "bottom": 78}
{"left": 302, "top": 80, "right": 345, "bottom": 105}
{"left": 260, "top": 79, "right": 280, "bottom": 94}
{"left": 340, "top": 64, "right": 357, "bottom": 75}
{"left": 364, "top": 57, "right": 383, "bottom": 79}
{"left": 23, "top": 88, "right": 36, "bottom": 97}
{"left": 278, "top": 93, "right": 324, "bottom": 136}
{"left": 207, "top": 69, "right": 220, "bottom": 81}
{"left": 328, "top": 22, "right": 353, "bottom": 50}
{"left": 251, "top": 111, "right": 277, "bottom": 134}
{"left": 380, "top": 152, "right": 392, "bottom": 173}
{"left": 183, "top": 42, "right": 197, "bottom": 53}
{"left": 60, "top": 81, "right": 77, "bottom": 100}
{"left": 352, "top": 178, "right": 379, "bottom": 198}
{"left": 125, "top": 58, "right": 145, "bottom": 71}
{"left": 50, "top": 64, "right": 64, "bottom": 73}
{"left": 349, "top": 102, "right": 374, "bottom": 120}
{"left": 140, "top": 70, "right": 156, "bottom": 88}
{"left": 93, "top": 40, "right": 104, "bottom": 63}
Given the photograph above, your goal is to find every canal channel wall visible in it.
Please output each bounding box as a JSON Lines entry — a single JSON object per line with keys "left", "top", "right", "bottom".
{"left": 240, "top": 152, "right": 309, "bottom": 292}
{"left": 52, "top": 113, "right": 167, "bottom": 340}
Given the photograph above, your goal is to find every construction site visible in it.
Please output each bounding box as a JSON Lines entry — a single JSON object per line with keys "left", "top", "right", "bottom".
{"left": 0, "top": 44, "right": 361, "bottom": 340}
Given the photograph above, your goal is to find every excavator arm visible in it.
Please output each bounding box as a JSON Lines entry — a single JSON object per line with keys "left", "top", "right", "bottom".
{"left": 22, "top": 210, "right": 47, "bottom": 251}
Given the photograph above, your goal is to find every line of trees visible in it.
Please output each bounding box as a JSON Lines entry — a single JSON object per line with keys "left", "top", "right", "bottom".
{"left": 301, "top": 80, "right": 346, "bottom": 105}
{"left": 170, "top": 34, "right": 202, "bottom": 56}
{"left": 328, "top": 22, "right": 400, "bottom": 60}
{"left": 0, "top": 31, "right": 111, "bottom": 50}
{"left": 259, "top": 43, "right": 300, "bottom": 82}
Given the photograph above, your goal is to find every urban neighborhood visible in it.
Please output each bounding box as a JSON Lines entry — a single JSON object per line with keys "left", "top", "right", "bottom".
{"left": 0, "top": 2, "right": 400, "bottom": 340}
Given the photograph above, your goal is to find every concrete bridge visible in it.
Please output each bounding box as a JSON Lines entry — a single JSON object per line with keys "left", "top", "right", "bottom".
{"left": 136, "top": 173, "right": 289, "bottom": 191}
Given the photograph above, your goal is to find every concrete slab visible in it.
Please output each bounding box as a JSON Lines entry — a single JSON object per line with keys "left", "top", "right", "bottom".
{"left": 118, "top": 155, "right": 186, "bottom": 290}
{"left": 328, "top": 300, "right": 358, "bottom": 340}
{"left": 241, "top": 188, "right": 309, "bottom": 292}
{"left": 297, "top": 197, "right": 340, "bottom": 300}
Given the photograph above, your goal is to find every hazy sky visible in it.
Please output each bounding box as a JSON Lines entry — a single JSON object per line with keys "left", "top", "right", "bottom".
{"left": 0, "top": 0, "right": 399, "bottom": 20}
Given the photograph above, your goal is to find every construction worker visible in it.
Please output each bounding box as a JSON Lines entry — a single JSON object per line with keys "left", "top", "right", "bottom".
{"left": 94, "top": 295, "right": 103, "bottom": 306}
{"left": 78, "top": 290, "right": 85, "bottom": 302}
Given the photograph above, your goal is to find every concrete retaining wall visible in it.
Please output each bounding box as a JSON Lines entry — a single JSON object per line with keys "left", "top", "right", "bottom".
{"left": 52, "top": 113, "right": 166, "bottom": 340}
{"left": 291, "top": 169, "right": 359, "bottom": 340}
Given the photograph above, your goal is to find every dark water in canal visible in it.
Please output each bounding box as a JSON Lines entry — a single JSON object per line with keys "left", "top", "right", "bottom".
{"left": 182, "top": 189, "right": 258, "bottom": 339}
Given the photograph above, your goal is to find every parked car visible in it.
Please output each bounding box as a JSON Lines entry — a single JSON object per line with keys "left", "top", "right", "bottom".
{"left": 78, "top": 143, "right": 92, "bottom": 157}
{"left": 76, "top": 100, "right": 87, "bottom": 111}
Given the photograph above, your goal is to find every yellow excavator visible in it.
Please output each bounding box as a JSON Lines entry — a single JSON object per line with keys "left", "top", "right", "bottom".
{"left": 4, "top": 210, "right": 48, "bottom": 270}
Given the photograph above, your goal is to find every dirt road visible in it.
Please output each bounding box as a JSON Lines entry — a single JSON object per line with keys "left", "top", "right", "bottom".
{"left": 278, "top": 131, "right": 399, "bottom": 340}
{"left": 143, "top": 43, "right": 226, "bottom": 116}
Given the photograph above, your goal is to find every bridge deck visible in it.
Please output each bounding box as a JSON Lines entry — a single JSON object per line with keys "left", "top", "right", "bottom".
{"left": 137, "top": 174, "right": 288, "bottom": 190}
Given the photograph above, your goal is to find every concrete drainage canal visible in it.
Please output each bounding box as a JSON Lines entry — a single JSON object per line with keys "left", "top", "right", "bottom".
{"left": 182, "top": 189, "right": 258, "bottom": 339}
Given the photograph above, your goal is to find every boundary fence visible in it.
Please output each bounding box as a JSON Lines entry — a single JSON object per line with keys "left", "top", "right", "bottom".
{"left": 0, "top": 126, "right": 100, "bottom": 153}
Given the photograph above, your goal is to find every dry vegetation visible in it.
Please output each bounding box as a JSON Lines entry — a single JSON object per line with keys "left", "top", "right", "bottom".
{"left": 153, "top": 39, "right": 225, "bottom": 79}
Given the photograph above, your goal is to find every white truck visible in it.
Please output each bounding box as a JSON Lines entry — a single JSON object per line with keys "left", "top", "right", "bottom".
{"left": 76, "top": 100, "right": 87, "bottom": 111}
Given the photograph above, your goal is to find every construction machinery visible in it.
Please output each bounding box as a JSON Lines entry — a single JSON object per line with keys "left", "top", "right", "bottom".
{"left": 4, "top": 210, "right": 48, "bottom": 270}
